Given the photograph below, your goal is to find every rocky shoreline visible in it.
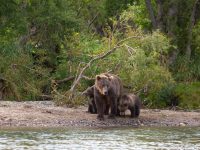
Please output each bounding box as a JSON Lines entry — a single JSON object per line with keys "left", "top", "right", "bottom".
{"left": 0, "top": 101, "right": 200, "bottom": 128}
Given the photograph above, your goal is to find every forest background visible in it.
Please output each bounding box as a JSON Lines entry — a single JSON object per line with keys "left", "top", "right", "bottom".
{"left": 1, "top": 0, "right": 200, "bottom": 109}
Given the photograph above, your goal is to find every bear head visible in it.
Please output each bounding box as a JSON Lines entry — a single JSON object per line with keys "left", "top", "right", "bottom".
{"left": 82, "top": 86, "right": 94, "bottom": 98}
{"left": 95, "top": 74, "right": 113, "bottom": 96}
{"left": 118, "top": 94, "right": 130, "bottom": 115}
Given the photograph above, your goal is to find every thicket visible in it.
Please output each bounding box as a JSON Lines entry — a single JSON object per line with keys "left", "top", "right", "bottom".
{"left": 1, "top": 0, "right": 200, "bottom": 109}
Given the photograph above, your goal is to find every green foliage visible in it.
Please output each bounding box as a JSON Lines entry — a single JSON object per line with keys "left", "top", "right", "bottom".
{"left": 171, "top": 56, "right": 200, "bottom": 82}
{"left": 175, "top": 82, "right": 200, "bottom": 109}
{"left": 118, "top": 30, "right": 174, "bottom": 107}
{"left": 0, "top": 52, "right": 50, "bottom": 100}
{"left": 104, "top": 0, "right": 134, "bottom": 17}
{"left": 192, "top": 21, "right": 200, "bottom": 57}
{"left": 26, "top": 0, "right": 81, "bottom": 49}
{"left": 153, "top": 84, "right": 176, "bottom": 108}
{"left": 120, "top": 3, "right": 151, "bottom": 29}
{"left": 1, "top": 0, "right": 200, "bottom": 110}
{"left": 153, "top": 82, "right": 200, "bottom": 109}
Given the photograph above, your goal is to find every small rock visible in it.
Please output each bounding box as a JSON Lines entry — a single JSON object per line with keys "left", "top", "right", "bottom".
{"left": 23, "top": 105, "right": 32, "bottom": 109}
{"left": 179, "top": 122, "right": 186, "bottom": 126}
{"left": 45, "top": 110, "right": 52, "bottom": 114}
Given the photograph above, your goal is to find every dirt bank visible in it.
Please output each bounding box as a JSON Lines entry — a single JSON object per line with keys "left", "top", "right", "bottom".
{"left": 0, "top": 101, "right": 200, "bottom": 128}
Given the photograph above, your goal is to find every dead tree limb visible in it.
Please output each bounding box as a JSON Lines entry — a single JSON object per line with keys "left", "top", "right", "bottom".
{"left": 55, "top": 75, "right": 95, "bottom": 85}
{"left": 69, "top": 45, "right": 122, "bottom": 96}
{"left": 69, "top": 36, "right": 143, "bottom": 98}
{"left": 56, "top": 76, "right": 75, "bottom": 84}
{"left": 82, "top": 75, "right": 95, "bottom": 81}
{"left": 39, "top": 94, "right": 53, "bottom": 100}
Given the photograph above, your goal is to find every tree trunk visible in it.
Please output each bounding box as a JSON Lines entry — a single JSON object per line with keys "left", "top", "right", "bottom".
{"left": 156, "top": 0, "right": 163, "bottom": 31}
{"left": 186, "top": 0, "right": 199, "bottom": 59}
{"left": 166, "top": 2, "right": 178, "bottom": 65}
{"left": 145, "top": 0, "right": 157, "bottom": 30}
{"left": 166, "top": 2, "right": 178, "bottom": 38}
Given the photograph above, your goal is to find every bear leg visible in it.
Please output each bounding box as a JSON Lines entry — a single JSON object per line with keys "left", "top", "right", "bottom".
{"left": 108, "top": 98, "right": 117, "bottom": 119}
{"left": 88, "top": 104, "right": 94, "bottom": 113}
{"left": 104, "top": 104, "right": 110, "bottom": 115}
{"left": 95, "top": 97, "right": 105, "bottom": 120}
{"left": 134, "top": 104, "right": 140, "bottom": 117}
{"left": 130, "top": 105, "right": 140, "bottom": 118}
{"left": 91, "top": 98, "right": 97, "bottom": 114}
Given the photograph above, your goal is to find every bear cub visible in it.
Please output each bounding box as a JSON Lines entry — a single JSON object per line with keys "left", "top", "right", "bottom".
{"left": 82, "top": 85, "right": 97, "bottom": 114}
{"left": 118, "top": 93, "right": 141, "bottom": 118}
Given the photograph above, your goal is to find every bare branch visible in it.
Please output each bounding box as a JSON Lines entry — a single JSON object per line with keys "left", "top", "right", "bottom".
{"left": 55, "top": 75, "right": 95, "bottom": 85}
{"left": 82, "top": 75, "right": 95, "bottom": 80}
{"left": 69, "top": 35, "right": 142, "bottom": 98}
{"left": 69, "top": 45, "right": 122, "bottom": 95}
{"left": 88, "top": 12, "right": 99, "bottom": 29}
{"left": 39, "top": 94, "right": 53, "bottom": 100}
{"left": 56, "top": 76, "right": 75, "bottom": 84}
{"left": 124, "top": 44, "right": 136, "bottom": 56}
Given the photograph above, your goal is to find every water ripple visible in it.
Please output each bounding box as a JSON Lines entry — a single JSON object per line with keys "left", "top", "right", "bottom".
{"left": 0, "top": 127, "right": 200, "bottom": 150}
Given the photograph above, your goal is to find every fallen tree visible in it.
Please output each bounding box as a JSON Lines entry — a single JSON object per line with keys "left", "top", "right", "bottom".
{"left": 67, "top": 36, "right": 142, "bottom": 100}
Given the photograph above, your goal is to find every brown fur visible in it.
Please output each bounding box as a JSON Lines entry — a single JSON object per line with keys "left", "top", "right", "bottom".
{"left": 118, "top": 93, "right": 141, "bottom": 118}
{"left": 82, "top": 86, "right": 97, "bottom": 114}
{"left": 94, "top": 73, "right": 123, "bottom": 120}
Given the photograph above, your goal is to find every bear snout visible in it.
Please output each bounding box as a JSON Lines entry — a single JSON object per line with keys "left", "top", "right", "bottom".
{"left": 102, "top": 87, "right": 108, "bottom": 95}
{"left": 103, "top": 91, "right": 108, "bottom": 95}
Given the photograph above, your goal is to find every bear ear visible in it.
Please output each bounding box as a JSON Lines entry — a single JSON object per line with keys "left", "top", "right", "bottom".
{"left": 122, "top": 94, "right": 128, "bottom": 99}
{"left": 108, "top": 76, "right": 113, "bottom": 81}
{"left": 96, "top": 75, "right": 101, "bottom": 80}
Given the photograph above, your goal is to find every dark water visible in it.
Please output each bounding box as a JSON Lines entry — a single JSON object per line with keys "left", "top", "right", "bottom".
{"left": 0, "top": 127, "right": 200, "bottom": 150}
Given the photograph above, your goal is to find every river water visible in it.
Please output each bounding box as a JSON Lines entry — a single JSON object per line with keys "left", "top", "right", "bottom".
{"left": 0, "top": 127, "right": 199, "bottom": 150}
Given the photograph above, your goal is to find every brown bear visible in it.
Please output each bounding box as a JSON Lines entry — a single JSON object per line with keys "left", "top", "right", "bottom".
{"left": 82, "top": 85, "right": 97, "bottom": 114}
{"left": 118, "top": 93, "right": 141, "bottom": 118}
{"left": 94, "top": 73, "right": 123, "bottom": 120}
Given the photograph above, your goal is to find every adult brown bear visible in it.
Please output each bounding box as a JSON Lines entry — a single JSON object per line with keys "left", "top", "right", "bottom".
{"left": 94, "top": 73, "right": 123, "bottom": 120}
{"left": 118, "top": 93, "right": 141, "bottom": 118}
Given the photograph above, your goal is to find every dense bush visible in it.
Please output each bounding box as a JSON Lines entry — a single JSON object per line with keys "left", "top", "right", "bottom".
{"left": 117, "top": 30, "right": 175, "bottom": 107}
{"left": 175, "top": 82, "right": 200, "bottom": 109}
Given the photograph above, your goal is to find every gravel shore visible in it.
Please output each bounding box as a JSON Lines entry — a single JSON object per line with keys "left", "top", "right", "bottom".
{"left": 0, "top": 101, "right": 200, "bottom": 128}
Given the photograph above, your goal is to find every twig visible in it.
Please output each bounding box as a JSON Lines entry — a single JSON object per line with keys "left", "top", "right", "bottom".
{"left": 124, "top": 44, "right": 136, "bottom": 56}
{"left": 82, "top": 75, "right": 95, "bottom": 80}
{"left": 116, "top": 36, "right": 143, "bottom": 46}
{"left": 56, "top": 76, "right": 75, "bottom": 84}
{"left": 88, "top": 12, "right": 99, "bottom": 29}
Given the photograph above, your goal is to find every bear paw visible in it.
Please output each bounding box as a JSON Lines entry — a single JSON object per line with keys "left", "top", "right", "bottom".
{"left": 108, "top": 114, "right": 116, "bottom": 119}
{"left": 97, "top": 115, "right": 104, "bottom": 121}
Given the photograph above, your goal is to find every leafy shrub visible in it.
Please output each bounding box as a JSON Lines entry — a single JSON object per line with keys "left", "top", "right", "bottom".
{"left": 154, "top": 82, "right": 200, "bottom": 109}
{"left": 117, "top": 30, "right": 175, "bottom": 107}
{"left": 153, "top": 84, "right": 177, "bottom": 108}
{"left": 172, "top": 56, "right": 200, "bottom": 82}
{"left": 174, "top": 82, "right": 200, "bottom": 109}
{"left": 0, "top": 50, "right": 50, "bottom": 100}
